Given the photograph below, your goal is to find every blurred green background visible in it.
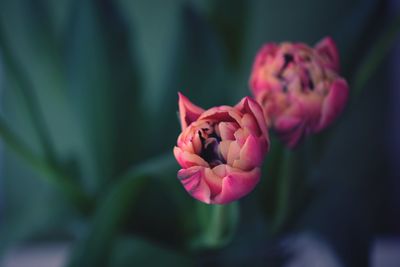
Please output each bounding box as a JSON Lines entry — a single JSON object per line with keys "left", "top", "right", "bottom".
{"left": 0, "top": 0, "right": 399, "bottom": 266}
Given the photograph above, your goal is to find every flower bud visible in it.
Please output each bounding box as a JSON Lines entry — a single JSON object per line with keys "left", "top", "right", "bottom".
{"left": 249, "top": 37, "right": 349, "bottom": 148}
{"left": 173, "top": 93, "right": 270, "bottom": 204}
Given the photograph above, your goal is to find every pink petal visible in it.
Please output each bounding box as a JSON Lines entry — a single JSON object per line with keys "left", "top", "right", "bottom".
{"left": 318, "top": 78, "right": 349, "bottom": 132}
{"left": 178, "top": 167, "right": 211, "bottom": 204}
{"left": 240, "top": 113, "right": 260, "bottom": 136}
{"left": 315, "top": 36, "right": 339, "bottom": 71}
{"left": 178, "top": 92, "right": 205, "bottom": 130}
{"left": 204, "top": 168, "right": 223, "bottom": 197}
{"left": 227, "top": 141, "right": 241, "bottom": 166}
{"left": 199, "top": 105, "right": 237, "bottom": 121}
{"left": 212, "top": 164, "right": 227, "bottom": 177}
{"left": 249, "top": 43, "right": 279, "bottom": 94}
{"left": 233, "top": 128, "right": 248, "bottom": 147}
{"left": 218, "top": 122, "right": 237, "bottom": 140}
{"left": 218, "top": 140, "right": 232, "bottom": 162}
{"left": 173, "top": 147, "right": 209, "bottom": 168}
{"left": 233, "top": 135, "right": 263, "bottom": 171}
{"left": 211, "top": 167, "right": 261, "bottom": 204}
{"left": 235, "top": 97, "right": 269, "bottom": 145}
{"left": 274, "top": 115, "right": 302, "bottom": 133}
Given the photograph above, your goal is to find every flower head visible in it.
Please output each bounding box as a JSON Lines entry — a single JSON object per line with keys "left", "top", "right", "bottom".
{"left": 249, "top": 37, "right": 349, "bottom": 148}
{"left": 173, "top": 93, "right": 269, "bottom": 204}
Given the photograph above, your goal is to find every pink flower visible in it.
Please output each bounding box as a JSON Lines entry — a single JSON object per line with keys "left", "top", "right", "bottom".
{"left": 173, "top": 93, "right": 270, "bottom": 204}
{"left": 249, "top": 37, "right": 349, "bottom": 148}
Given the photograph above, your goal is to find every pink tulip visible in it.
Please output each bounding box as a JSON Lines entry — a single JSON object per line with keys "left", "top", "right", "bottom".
{"left": 249, "top": 37, "right": 349, "bottom": 148}
{"left": 173, "top": 93, "right": 270, "bottom": 204}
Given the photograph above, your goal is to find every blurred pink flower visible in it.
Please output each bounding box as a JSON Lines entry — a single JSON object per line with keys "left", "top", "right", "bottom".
{"left": 249, "top": 37, "right": 349, "bottom": 148}
{"left": 173, "top": 93, "right": 270, "bottom": 204}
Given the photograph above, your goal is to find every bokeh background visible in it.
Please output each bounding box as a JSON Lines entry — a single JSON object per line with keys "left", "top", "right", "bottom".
{"left": 0, "top": 0, "right": 399, "bottom": 266}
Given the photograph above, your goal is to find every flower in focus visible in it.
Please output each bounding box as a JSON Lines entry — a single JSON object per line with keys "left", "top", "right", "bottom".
{"left": 249, "top": 37, "right": 349, "bottom": 148}
{"left": 173, "top": 93, "right": 270, "bottom": 204}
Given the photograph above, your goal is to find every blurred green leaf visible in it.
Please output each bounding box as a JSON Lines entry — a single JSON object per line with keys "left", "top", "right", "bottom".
{"left": 206, "top": 0, "right": 249, "bottom": 69}
{"left": 0, "top": 116, "right": 91, "bottom": 211}
{"left": 115, "top": 0, "right": 183, "bottom": 117}
{"left": 66, "top": 0, "right": 143, "bottom": 190}
{"left": 0, "top": 0, "right": 96, "bottom": 193}
{"left": 67, "top": 154, "right": 176, "bottom": 267}
{"left": 352, "top": 12, "right": 400, "bottom": 96}
{"left": 67, "top": 174, "right": 149, "bottom": 267}
{"left": 0, "top": 0, "right": 58, "bottom": 165}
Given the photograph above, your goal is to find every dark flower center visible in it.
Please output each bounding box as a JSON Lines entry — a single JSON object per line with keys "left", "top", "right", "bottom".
{"left": 198, "top": 122, "right": 226, "bottom": 168}
{"left": 277, "top": 52, "right": 317, "bottom": 93}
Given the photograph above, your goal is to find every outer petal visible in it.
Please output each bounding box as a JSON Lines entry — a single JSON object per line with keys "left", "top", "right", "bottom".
{"left": 211, "top": 167, "right": 261, "bottom": 204}
{"left": 235, "top": 97, "right": 269, "bottom": 145}
{"left": 274, "top": 115, "right": 302, "bottom": 133}
{"left": 173, "top": 147, "right": 209, "bottom": 168}
{"left": 315, "top": 36, "right": 339, "bottom": 72}
{"left": 233, "top": 134, "right": 263, "bottom": 171}
{"left": 249, "top": 43, "right": 279, "bottom": 95}
{"left": 204, "top": 168, "right": 223, "bottom": 197}
{"left": 178, "top": 92, "right": 205, "bottom": 130}
{"left": 317, "top": 78, "right": 349, "bottom": 132}
{"left": 178, "top": 167, "right": 211, "bottom": 204}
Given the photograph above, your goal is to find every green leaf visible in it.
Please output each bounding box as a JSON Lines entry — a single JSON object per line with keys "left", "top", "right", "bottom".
{"left": 115, "top": 0, "right": 183, "bottom": 117}
{"left": 352, "top": 13, "right": 400, "bottom": 96}
{"left": 0, "top": 0, "right": 58, "bottom": 164}
{"left": 65, "top": 0, "right": 143, "bottom": 190}
{"left": 0, "top": 116, "right": 92, "bottom": 212}
{"left": 0, "top": 0, "right": 95, "bottom": 193}
{"left": 67, "top": 174, "right": 149, "bottom": 267}
{"left": 67, "top": 154, "right": 176, "bottom": 267}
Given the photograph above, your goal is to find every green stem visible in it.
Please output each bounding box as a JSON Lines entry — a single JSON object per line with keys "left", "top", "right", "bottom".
{"left": 271, "top": 149, "right": 295, "bottom": 234}
{"left": 192, "top": 202, "right": 239, "bottom": 249}
{"left": 353, "top": 13, "right": 400, "bottom": 96}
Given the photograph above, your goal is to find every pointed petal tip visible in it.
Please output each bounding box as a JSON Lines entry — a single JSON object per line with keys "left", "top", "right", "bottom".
{"left": 177, "top": 91, "right": 204, "bottom": 130}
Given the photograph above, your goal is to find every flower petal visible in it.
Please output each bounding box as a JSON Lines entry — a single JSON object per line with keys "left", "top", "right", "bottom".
{"left": 173, "top": 147, "right": 209, "bottom": 168}
{"left": 178, "top": 92, "right": 205, "bottom": 130}
{"left": 218, "top": 122, "right": 237, "bottom": 140}
{"left": 204, "top": 167, "right": 223, "bottom": 197}
{"left": 211, "top": 167, "right": 261, "bottom": 204}
{"left": 218, "top": 140, "right": 231, "bottom": 162}
{"left": 233, "top": 134, "right": 263, "bottom": 171}
{"left": 315, "top": 36, "right": 339, "bottom": 71}
{"left": 318, "top": 78, "right": 349, "bottom": 131}
{"left": 178, "top": 167, "right": 211, "bottom": 204}
{"left": 227, "top": 141, "right": 241, "bottom": 166}
{"left": 235, "top": 97, "right": 269, "bottom": 146}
